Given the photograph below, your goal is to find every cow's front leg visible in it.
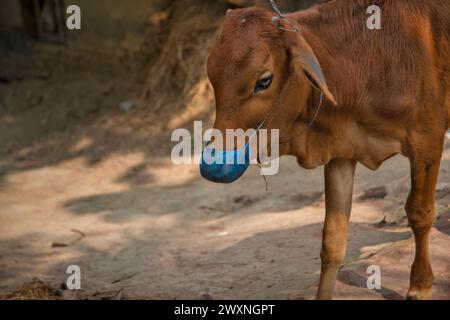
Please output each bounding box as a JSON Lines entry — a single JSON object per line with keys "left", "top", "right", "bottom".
{"left": 405, "top": 139, "right": 443, "bottom": 300}
{"left": 316, "top": 158, "right": 356, "bottom": 300}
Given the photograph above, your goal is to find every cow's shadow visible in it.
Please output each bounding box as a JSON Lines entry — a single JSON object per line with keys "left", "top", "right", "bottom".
{"left": 195, "top": 222, "right": 413, "bottom": 299}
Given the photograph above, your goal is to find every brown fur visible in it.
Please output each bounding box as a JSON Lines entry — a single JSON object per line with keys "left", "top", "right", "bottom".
{"left": 206, "top": 0, "right": 450, "bottom": 299}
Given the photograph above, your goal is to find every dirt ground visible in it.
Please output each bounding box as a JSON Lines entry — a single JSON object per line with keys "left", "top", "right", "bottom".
{"left": 0, "top": 73, "right": 449, "bottom": 300}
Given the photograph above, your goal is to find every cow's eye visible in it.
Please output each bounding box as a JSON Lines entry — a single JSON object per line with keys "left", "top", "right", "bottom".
{"left": 254, "top": 74, "right": 273, "bottom": 94}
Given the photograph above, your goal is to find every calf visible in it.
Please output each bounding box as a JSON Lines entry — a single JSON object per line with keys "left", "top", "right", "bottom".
{"left": 201, "top": 0, "right": 450, "bottom": 299}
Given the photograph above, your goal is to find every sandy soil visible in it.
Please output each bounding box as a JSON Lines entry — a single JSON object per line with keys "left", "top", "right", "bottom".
{"left": 0, "top": 75, "right": 449, "bottom": 300}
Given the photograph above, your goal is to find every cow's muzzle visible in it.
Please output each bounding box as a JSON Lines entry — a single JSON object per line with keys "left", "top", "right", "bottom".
{"left": 199, "top": 143, "right": 251, "bottom": 184}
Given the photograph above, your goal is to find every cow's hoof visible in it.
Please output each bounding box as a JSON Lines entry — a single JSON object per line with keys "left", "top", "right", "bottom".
{"left": 406, "top": 288, "right": 432, "bottom": 300}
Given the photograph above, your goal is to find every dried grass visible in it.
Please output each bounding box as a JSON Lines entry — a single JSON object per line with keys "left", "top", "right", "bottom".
{"left": 0, "top": 278, "right": 62, "bottom": 300}
{"left": 139, "top": 0, "right": 227, "bottom": 118}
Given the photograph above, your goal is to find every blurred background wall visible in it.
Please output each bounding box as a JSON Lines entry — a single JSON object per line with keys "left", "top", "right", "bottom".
{"left": 0, "top": 0, "right": 323, "bottom": 135}
{"left": 0, "top": 0, "right": 321, "bottom": 79}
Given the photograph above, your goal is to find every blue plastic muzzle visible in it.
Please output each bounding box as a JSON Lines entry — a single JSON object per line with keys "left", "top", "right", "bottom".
{"left": 200, "top": 143, "right": 251, "bottom": 184}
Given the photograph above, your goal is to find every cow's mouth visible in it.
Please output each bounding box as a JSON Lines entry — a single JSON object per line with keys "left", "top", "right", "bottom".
{"left": 199, "top": 143, "right": 251, "bottom": 184}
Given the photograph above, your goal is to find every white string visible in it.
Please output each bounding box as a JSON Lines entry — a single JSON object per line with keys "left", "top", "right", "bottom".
{"left": 269, "top": 0, "right": 300, "bottom": 33}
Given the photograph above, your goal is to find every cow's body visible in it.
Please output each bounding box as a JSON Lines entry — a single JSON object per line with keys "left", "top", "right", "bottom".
{"left": 282, "top": 0, "right": 450, "bottom": 171}
{"left": 203, "top": 0, "right": 450, "bottom": 299}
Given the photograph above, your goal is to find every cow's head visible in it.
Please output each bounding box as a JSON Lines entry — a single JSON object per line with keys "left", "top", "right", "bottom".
{"left": 200, "top": 7, "right": 336, "bottom": 183}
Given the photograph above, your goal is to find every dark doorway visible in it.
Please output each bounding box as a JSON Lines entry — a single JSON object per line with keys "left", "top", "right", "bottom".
{"left": 20, "top": 0, "right": 66, "bottom": 43}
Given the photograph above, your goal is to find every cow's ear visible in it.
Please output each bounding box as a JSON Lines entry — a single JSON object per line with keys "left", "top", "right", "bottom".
{"left": 287, "top": 33, "right": 337, "bottom": 106}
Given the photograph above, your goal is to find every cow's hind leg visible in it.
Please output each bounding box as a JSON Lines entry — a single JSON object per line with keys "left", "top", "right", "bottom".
{"left": 405, "top": 135, "right": 444, "bottom": 300}
{"left": 316, "top": 158, "right": 356, "bottom": 300}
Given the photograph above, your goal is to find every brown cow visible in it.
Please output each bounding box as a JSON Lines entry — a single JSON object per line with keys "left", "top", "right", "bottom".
{"left": 203, "top": 0, "right": 450, "bottom": 299}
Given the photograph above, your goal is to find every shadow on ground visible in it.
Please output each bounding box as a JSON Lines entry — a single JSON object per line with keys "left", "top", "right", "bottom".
{"left": 0, "top": 220, "right": 418, "bottom": 299}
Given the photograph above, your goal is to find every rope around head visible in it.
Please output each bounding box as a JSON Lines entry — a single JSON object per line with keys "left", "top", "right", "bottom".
{"left": 269, "top": 0, "right": 300, "bottom": 33}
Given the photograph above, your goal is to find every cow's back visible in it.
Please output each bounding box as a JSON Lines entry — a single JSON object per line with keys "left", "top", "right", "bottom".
{"left": 298, "top": 0, "right": 450, "bottom": 128}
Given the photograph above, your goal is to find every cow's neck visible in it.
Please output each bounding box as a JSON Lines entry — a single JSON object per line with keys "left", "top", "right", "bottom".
{"left": 280, "top": 89, "right": 336, "bottom": 169}
{"left": 287, "top": 3, "right": 372, "bottom": 107}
